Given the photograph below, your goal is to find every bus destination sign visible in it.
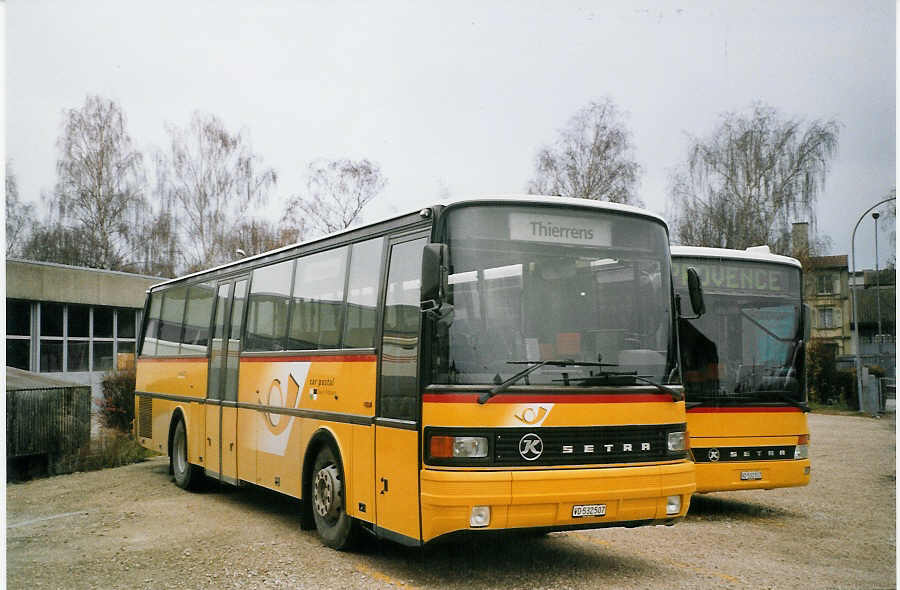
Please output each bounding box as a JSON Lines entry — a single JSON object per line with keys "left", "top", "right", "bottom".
{"left": 672, "top": 258, "right": 796, "bottom": 295}
{"left": 509, "top": 212, "right": 611, "bottom": 247}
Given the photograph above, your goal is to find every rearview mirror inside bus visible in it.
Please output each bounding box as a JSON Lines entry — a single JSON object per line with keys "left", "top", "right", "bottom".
{"left": 686, "top": 266, "right": 706, "bottom": 317}
{"left": 421, "top": 243, "right": 449, "bottom": 313}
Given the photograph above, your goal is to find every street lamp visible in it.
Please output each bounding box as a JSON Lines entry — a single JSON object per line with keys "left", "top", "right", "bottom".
{"left": 872, "top": 212, "right": 882, "bottom": 371}
{"left": 851, "top": 196, "right": 895, "bottom": 412}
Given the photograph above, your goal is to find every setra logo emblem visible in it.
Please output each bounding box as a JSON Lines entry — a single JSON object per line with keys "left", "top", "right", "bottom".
{"left": 708, "top": 448, "right": 720, "bottom": 462}
{"left": 519, "top": 433, "right": 544, "bottom": 461}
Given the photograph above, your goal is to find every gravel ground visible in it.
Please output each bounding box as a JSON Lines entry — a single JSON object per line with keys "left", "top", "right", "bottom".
{"left": 6, "top": 412, "right": 895, "bottom": 590}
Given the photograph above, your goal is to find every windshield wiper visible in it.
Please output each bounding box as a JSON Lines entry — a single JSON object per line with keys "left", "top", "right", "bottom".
{"left": 568, "top": 371, "right": 684, "bottom": 402}
{"left": 478, "top": 359, "right": 616, "bottom": 404}
{"left": 750, "top": 390, "right": 809, "bottom": 411}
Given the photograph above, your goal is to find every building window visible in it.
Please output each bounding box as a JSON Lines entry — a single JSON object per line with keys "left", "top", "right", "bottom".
{"left": 6, "top": 301, "right": 140, "bottom": 373}
{"left": 7, "top": 299, "right": 31, "bottom": 370}
{"left": 818, "top": 307, "right": 841, "bottom": 329}
{"left": 816, "top": 274, "right": 837, "bottom": 295}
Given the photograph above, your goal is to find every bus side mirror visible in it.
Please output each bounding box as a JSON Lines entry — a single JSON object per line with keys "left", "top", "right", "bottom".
{"left": 420, "top": 243, "right": 449, "bottom": 313}
{"left": 685, "top": 266, "right": 706, "bottom": 318}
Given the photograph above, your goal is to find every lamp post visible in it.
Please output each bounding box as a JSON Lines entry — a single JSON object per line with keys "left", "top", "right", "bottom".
{"left": 872, "top": 212, "right": 882, "bottom": 371}
{"left": 851, "top": 196, "right": 895, "bottom": 412}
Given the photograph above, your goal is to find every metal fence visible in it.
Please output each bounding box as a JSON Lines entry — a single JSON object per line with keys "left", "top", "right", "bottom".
{"left": 7, "top": 386, "right": 92, "bottom": 458}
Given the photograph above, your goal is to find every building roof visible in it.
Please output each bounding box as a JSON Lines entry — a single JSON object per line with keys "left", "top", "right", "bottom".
{"left": 807, "top": 255, "right": 849, "bottom": 269}
{"left": 854, "top": 285, "right": 897, "bottom": 325}
{"left": 6, "top": 258, "right": 163, "bottom": 308}
{"left": 6, "top": 367, "right": 86, "bottom": 391}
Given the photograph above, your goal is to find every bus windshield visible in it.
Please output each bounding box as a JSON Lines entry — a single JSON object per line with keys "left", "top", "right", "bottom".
{"left": 673, "top": 257, "right": 804, "bottom": 406}
{"left": 430, "top": 204, "right": 675, "bottom": 387}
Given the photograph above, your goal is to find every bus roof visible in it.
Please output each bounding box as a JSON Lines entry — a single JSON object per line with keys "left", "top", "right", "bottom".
{"left": 671, "top": 245, "right": 802, "bottom": 269}
{"left": 147, "top": 195, "right": 669, "bottom": 292}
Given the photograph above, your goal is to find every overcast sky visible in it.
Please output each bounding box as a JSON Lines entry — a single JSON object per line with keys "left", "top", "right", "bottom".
{"left": 6, "top": 0, "right": 896, "bottom": 268}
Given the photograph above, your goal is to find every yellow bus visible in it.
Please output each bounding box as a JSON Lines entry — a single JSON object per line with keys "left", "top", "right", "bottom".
{"left": 672, "top": 246, "right": 810, "bottom": 493}
{"left": 135, "top": 196, "right": 696, "bottom": 548}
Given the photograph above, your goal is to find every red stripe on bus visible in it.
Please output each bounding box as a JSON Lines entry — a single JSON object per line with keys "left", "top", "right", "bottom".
{"left": 240, "top": 355, "right": 377, "bottom": 363}
{"left": 137, "top": 357, "right": 207, "bottom": 363}
{"left": 422, "top": 393, "right": 674, "bottom": 404}
{"left": 687, "top": 406, "right": 803, "bottom": 413}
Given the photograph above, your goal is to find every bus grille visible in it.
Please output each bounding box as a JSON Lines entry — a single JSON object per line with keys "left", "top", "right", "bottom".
{"left": 489, "top": 424, "right": 685, "bottom": 467}
{"left": 138, "top": 396, "right": 152, "bottom": 439}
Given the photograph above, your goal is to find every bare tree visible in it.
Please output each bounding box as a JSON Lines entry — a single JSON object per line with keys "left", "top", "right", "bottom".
{"left": 224, "top": 218, "right": 301, "bottom": 259}
{"left": 48, "top": 95, "right": 148, "bottom": 269}
{"left": 5, "top": 162, "right": 34, "bottom": 256}
{"left": 669, "top": 103, "right": 840, "bottom": 254}
{"left": 155, "top": 112, "right": 277, "bottom": 271}
{"left": 285, "top": 159, "right": 386, "bottom": 237}
{"left": 527, "top": 98, "right": 642, "bottom": 205}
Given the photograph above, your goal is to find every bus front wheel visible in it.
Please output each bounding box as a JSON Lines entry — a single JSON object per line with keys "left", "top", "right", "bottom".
{"left": 311, "top": 445, "right": 356, "bottom": 550}
{"left": 171, "top": 418, "right": 202, "bottom": 490}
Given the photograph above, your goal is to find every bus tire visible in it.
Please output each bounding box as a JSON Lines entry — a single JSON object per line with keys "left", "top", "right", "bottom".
{"left": 171, "top": 418, "right": 202, "bottom": 490}
{"left": 310, "top": 445, "right": 357, "bottom": 550}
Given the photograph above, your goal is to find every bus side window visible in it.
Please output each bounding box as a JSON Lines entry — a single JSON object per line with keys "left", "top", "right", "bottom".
{"left": 380, "top": 237, "right": 426, "bottom": 421}
{"left": 344, "top": 237, "right": 384, "bottom": 349}
{"left": 141, "top": 292, "right": 163, "bottom": 357}
{"left": 288, "top": 247, "right": 348, "bottom": 350}
{"left": 157, "top": 286, "right": 187, "bottom": 356}
{"left": 246, "top": 260, "right": 294, "bottom": 352}
{"left": 181, "top": 283, "right": 215, "bottom": 354}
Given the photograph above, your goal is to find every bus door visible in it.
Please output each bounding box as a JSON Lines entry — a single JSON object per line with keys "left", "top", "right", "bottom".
{"left": 375, "top": 235, "right": 427, "bottom": 543}
{"left": 206, "top": 276, "right": 248, "bottom": 484}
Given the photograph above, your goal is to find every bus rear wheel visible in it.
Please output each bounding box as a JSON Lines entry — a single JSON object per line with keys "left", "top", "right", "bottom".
{"left": 171, "top": 418, "right": 202, "bottom": 490}
{"left": 311, "top": 445, "right": 357, "bottom": 550}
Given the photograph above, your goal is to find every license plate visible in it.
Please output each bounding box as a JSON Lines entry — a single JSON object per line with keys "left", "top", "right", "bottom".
{"left": 740, "top": 470, "right": 763, "bottom": 481}
{"left": 572, "top": 504, "right": 606, "bottom": 518}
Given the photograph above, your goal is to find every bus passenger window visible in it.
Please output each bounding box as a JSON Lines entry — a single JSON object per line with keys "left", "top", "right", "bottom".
{"left": 157, "top": 287, "right": 187, "bottom": 356}
{"left": 343, "top": 237, "right": 384, "bottom": 349}
{"left": 181, "top": 283, "right": 215, "bottom": 354}
{"left": 288, "top": 247, "right": 348, "bottom": 350}
{"left": 141, "top": 293, "right": 163, "bottom": 357}
{"left": 246, "top": 260, "right": 294, "bottom": 351}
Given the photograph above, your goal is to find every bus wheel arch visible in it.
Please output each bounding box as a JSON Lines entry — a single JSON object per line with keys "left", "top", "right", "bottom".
{"left": 169, "top": 409, "right": 201, "bottom": 490}
{"left": 166, "top": 408, "right": 187, "bottom": 474}
{"left": 302, "top": 429, "right": 357, "bottom": 549}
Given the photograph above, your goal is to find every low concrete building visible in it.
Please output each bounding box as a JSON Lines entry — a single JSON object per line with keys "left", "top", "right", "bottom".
{"left": 5, "top": 259, "right": 163, "bottom": 398}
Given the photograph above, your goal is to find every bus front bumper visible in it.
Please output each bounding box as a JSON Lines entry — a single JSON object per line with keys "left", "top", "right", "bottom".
{"left": 694, "top": 458, "right": 811, "bottom": 493}
{"left": 420, "top": 461, "right": 695, "bottom": 542}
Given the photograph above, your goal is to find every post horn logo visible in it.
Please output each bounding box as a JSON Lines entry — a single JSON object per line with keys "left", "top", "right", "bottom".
{"left": 514, "top": 406, "right": 549, "bottom": 425}
{"left": 258, "top": 373, "right": 301, "bottom": 434}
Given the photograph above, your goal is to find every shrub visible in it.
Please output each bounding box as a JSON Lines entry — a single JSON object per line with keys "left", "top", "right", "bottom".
{"left": 52, "top": 431, "right": 156, "bottom": 475}
{"left": 99, "top": 368, "right": 136, "bottom": 432}
{"left": 806, "top": 341, "right": 858, "bottom": 409}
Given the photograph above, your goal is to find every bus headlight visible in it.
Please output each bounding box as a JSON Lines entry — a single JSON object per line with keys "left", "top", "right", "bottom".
{"left": 667, "top": 431, "right": 686, "bottom": 452}
{"left": 430, "top": 436, "right": 489, "bottom": 458}
{"left": 795, "top": 434, "right": 809, "bottom": 459}
{"left": 470, "top": 506, "right": 491, "bottom": 527}
{"left": 666, "top": 495, "right": 682, "bottom": 515}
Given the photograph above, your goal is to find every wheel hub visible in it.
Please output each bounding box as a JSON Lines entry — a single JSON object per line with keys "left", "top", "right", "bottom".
{"left": 313, "top": 464, "right": 342, "bottom": 520}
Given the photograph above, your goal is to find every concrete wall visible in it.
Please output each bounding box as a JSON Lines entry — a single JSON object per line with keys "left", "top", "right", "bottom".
{"left": 7, "top": 259, "right": 161, "bottom": 308}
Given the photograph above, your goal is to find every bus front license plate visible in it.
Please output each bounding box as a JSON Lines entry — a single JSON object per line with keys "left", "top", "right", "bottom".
{"left": 572, "top": 504, "right": 606, "bottom": 518}
{"left": 740, "top": 470, "right": 763, "bottom": 481}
